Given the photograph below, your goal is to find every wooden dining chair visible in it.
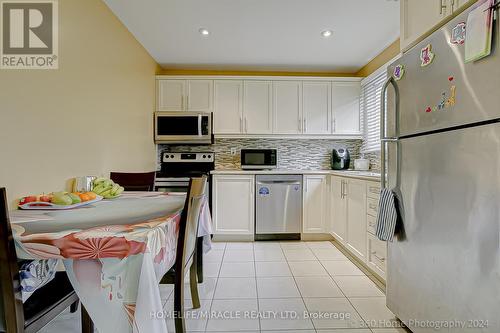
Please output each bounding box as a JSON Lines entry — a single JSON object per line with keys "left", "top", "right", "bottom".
{"left": 160, "top": 176, "right": 208, "bottom": 333}
{"left": 0, "top": 188, "right": 82, "bottom": 333}
{"left": 109, "top": 171, "right": 156, "bottom": 191}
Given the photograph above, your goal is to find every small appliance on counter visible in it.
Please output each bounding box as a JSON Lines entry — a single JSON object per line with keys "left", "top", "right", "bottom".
{"left": 241, "top": 149, "right": 277, "bottom": 170}
{"left": 331, "top": 148, "right": 350, "bottom": 170}
{"left": 354, "top": 154, "right": 370, "bottom": 171}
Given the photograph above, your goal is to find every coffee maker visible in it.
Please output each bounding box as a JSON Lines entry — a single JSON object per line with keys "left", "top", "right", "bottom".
{"left": 331, "top": 148, "right": 350, "bottom": 170}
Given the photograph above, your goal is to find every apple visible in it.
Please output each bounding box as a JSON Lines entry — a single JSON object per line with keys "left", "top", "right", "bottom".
{"left": 19, "top": 196, "right": 37, "bottom": 205}
{"left": 39, "top": 195, "right": 52, "bottom": 202}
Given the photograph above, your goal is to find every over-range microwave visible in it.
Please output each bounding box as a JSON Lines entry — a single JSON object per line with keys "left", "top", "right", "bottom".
{"left": 241, "top": 149, "right": 278, "bottom": 170}
{"left": 154, "top": 111, "right": 213, "bottom": 144}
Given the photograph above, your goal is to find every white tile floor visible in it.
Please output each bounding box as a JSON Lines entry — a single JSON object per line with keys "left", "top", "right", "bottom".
{"left": 39, "top": 241, "right": 409, "bottom": 333}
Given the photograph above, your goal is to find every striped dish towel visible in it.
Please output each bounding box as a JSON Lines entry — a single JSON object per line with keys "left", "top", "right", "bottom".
{"left": 375, "top": 188, "right": 398, "bottom": 242}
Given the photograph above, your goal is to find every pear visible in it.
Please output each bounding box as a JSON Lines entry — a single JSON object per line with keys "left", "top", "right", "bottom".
{"left": 51, "top": 193, "right": 73, "bottom": 206}
{"left": 67, "top": 193, "right": 81, "bottom": 204}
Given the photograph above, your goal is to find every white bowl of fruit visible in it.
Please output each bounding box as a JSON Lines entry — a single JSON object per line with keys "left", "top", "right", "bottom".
{"left": 18, "top": 191, "right": 102, "bottom": 210}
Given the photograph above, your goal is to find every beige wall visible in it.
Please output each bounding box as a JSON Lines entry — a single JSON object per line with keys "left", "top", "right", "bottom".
{"left": 0, "top": 0, "right": 159, "bottom": 205}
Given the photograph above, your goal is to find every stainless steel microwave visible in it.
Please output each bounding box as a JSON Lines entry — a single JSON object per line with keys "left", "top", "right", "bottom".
{"left": 154, "top": 112, "right": 213, "bottom": 144}
{"left": 241, "top": 149, "right": 278, "bottom": 170}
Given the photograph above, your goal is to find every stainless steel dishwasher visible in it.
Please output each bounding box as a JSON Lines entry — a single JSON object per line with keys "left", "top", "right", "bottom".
{"left": 255, "top": 175, "right": 302, "bottom": 240}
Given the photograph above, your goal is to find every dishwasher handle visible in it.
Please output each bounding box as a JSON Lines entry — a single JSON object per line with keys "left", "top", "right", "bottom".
{"left": 257, "top": 181, "right": 302, "bottom": 186}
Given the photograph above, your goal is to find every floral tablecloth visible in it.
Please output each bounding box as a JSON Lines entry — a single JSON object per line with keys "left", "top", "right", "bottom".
{"left": 10, "top": 192, "right": 212, "bottom": 333}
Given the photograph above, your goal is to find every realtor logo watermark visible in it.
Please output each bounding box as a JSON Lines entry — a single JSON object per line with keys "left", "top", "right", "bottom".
{"left": 1, "top": 0, "right": 58, "bottom": 69}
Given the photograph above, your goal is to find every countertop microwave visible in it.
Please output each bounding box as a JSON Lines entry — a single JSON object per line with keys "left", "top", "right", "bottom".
{"left": 241, "top": 149, "right": 278, "bottom": 170}
{"left": 154, "top": 112, "right": 213, "bottom": 144}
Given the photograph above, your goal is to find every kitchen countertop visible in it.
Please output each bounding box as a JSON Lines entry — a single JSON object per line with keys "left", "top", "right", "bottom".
{"left": 211, "top": 169, "right": 381, "bottom": 181}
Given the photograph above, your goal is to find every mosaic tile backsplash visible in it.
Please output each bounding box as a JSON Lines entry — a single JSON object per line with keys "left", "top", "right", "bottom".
{"left": 159, "top": 138, "right": 380, "bottom": 171}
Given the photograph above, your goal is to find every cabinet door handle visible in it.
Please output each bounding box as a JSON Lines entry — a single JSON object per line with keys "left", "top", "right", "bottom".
{"left": 332, "top": 118, "right": 336, "bottom": 132}
{"left": 181, "top": 95, "right": 184, "bottom": 110}
{"left": 298, "top": 116, "right": 302, "bottom": 132}
{"left": 371, "top": 251, "right": 386, "bottom": 262}
{"left": 303, "top": 118, "right": 307, "bottom": 132}
{"left": 439, "top": 0, "right": 447, "bottom": 15}
{"left": 240, "top": 116, "right": 243, "bottom": 132}
{"left": 245, "top": 118, "right": 248, "bottom": 133}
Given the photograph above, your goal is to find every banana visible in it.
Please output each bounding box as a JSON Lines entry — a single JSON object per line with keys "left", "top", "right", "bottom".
{"left": 99, "top": 189, "right": 112, "bottom": 197}
{"left": 93, "top": 177, "right": 107, "bottom": 185}
{"left": 92, "top": 184, "right": 107, "bottom": 194}
{"left": 103, "top": 179, "right": 114, "bottom": 188}
{"left": 91, "top": 178, "right": 124, "bottom": 198}
{"left": 115, "top": 186, "right": 124, "bottom": 195}
{"left": 110, "top": 183, "right": 120, "bottom": 195}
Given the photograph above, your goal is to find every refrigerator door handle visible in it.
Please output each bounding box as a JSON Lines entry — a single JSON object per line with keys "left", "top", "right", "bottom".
{"left": 380, "top": 76, "right": 401, "bottom": 189}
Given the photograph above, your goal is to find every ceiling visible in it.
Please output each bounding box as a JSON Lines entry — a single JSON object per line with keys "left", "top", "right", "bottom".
{"left": 104, "top": 0, "right": 400, "bottom": 73}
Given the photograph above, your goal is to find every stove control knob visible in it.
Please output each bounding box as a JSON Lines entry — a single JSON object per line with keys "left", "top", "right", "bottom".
{"left": 170, "top": 155, "right": 174, "bottom": 158}
{"left": 208, "top": 154, "right": 212, "bottom": 159}
{"left": 203, "top": 155, "right": 206, "bottom": 158}
{"left": 165, "top": 155, "right": 169, "bottom": 159}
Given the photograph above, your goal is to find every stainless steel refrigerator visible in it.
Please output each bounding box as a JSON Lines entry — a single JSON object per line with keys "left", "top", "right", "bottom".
{"left": 381, "top": 3, "right": 499, "bottom": 332}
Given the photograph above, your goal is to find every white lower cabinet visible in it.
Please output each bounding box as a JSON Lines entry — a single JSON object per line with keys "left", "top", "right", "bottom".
{"left": 303, "top": 175, "right": 327, "bottom": 233}
{"left": 367, "top": 233, "right": 387, "bottom": 279}
{"left": 345, "top": 178, "right": 367, "bottom": 262}
{"left": 330, "top": 176, "right": 347, "bottom": 243}
{"left": 329, "top": 176, "right": 385, "bottom": 280}
{"left": 212, "top": 175, "right": 255, "bottom": 236}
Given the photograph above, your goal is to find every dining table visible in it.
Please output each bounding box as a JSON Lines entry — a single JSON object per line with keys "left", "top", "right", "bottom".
{"left": 9, "top": 191, "right": 213, "bottom": 333}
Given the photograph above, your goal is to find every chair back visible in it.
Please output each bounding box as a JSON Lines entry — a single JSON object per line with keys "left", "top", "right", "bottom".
{"left": 109, "top": 172, "right": 156, "bottom": 191}
{"left": 0, "top": 188, "right": 24, "bottom": 332}
{"left": 175, "top": 176, "right": 207, "bottom": 271}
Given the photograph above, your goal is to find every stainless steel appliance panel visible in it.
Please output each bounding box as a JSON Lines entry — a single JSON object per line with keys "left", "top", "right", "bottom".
{"left": 256, "top": 175, "right": 302, "bottom": 235}
{"left": 386, "top": 123, "right": 500, "bottom": 332}
{"left": 154, "top": 111, "right": 213, "bottom": 144}
{"left": 386, "top": 5, "right": 500, "bottom": 138}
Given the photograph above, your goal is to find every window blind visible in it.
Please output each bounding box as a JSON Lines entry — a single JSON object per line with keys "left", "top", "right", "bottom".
{"left": 360, "top": 69, "right": 388, "bottom": 153}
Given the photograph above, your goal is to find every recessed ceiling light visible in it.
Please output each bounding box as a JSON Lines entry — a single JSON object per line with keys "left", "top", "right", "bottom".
{"left": 321, "top": 30, "right": 333, "bottom": 38}
{"left": 199, "top": 28, "right": 210, "bottom": 36}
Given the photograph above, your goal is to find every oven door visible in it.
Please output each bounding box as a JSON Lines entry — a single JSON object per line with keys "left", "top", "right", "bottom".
{"left": 154, "top": 177, "right": 190, "bottom": 193}
{"left": 154, "top": 112, "right": 213, "bottom": 144}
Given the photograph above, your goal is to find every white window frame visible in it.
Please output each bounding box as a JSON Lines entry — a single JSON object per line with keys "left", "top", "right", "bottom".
{"left": 360, "top": 55, "right": 400, "bottom": 153}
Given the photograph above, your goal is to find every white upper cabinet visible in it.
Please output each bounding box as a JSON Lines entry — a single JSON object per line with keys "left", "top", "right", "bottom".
{"left": 400, "top": 0, "right": 471, "bottom": 51}
{"left": 243, "top": 81, "right": 273, "bottom": 134}
{"left": 302, "top": 82, "right": 331, "bottom": 135}
{"left": 331, "top": 81, "right": 361, "bottom": 135}
{"left": 273, "top": 81, "right": 302, "bottom": 134}
{"left": 455, "top": 0, "right": 468, "bottom": 9}
{"left": 157, "top": 76, "right": 362, "bottom": 138}
{"left": 157, "top": 79, "right": 212, "bottom": 111}
{"left": 187, "top": 80, "right": 213, "bottom": 111}
{"left": 157, "top": 80, "right": 185, "bottom": 111}
{"left": 303, "top": 175, "right": 327, "bottom": 233}
{"left": 214, "top": 80, "right": 243, "bottom": 134}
